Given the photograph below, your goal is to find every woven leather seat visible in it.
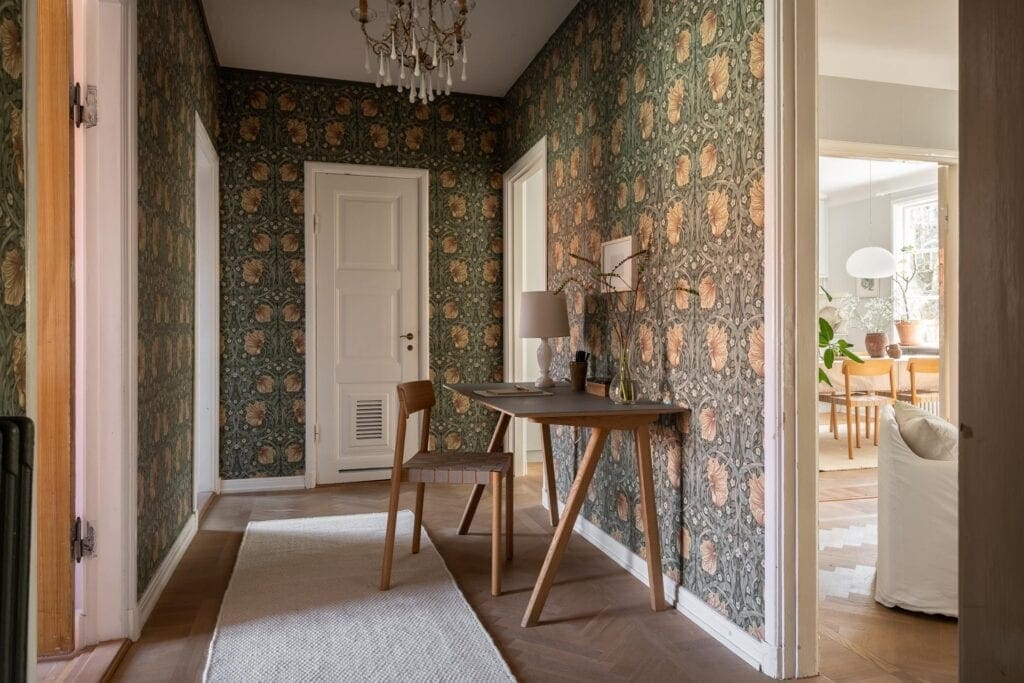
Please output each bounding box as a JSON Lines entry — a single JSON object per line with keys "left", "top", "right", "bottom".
{"left": 403, "top": 451, "right": 512, "bottom": 485}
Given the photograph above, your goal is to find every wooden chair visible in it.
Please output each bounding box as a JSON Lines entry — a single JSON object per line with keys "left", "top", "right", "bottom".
{"left": 897, "top": 357, "right": 940, "bottom": 411}
{"left": 826, "top": 359, "right": 897, "bottom": 459}
{"left": 380, "top": 380, "right": 513, "bottom": 596}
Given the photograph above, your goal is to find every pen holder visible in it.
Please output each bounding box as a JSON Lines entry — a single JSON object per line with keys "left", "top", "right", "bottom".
{"left": 569, "top": 361, "right": 588, "bottom": 391}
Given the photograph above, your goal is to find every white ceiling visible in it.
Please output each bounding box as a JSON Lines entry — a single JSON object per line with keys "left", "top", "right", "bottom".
{"left": 818, "top": 0, "right": 958, "bottom": 91}
{"left": 819, "top": 157, "right": 937, "bottom": 205}
{"left": 201, "top": 0, "right": 580, "bottom": 97}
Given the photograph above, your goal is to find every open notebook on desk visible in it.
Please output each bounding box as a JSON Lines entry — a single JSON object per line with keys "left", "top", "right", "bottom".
{"left": 473, "top": 385, "right": 553, "bottom": 398}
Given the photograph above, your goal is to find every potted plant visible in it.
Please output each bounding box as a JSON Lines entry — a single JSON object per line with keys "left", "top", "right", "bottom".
{"left": 893, "top": 246, "right": 924, "bottom": 346}
{"left": 819, "top": 287, "right": 863, "bottom": 386}
{"left": 854, "top": 297, "right": 894, "bottom": 358}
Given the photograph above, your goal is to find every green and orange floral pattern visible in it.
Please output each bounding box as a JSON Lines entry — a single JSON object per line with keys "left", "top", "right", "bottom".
{"left": 506, "top": 0, "right": 767, "bottom": 635}
{"left": 217, "top": 70, "right": 507, "bottom": 479}
{"left": 136, "top": 0, "right": 219, "bottom": 594}
{"left": 0, "top": 0, "right": 24, "bottom": 416}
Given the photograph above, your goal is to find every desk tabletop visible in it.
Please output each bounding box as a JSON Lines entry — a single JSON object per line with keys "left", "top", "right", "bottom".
{"left": 445, "top": 383, "right": 689, "bottom": 419}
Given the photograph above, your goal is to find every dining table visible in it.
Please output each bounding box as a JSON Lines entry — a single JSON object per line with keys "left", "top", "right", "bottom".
{"left": 445, "top": 382, "right": 689, "bottom": 627}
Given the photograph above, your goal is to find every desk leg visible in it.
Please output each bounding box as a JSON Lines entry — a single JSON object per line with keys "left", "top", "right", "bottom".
{"left": 522, "top": 426, "right": 608, "bottom": 627}
{"left": 541, "top": 424, "right": 559, "bottom": 527}
{"left": 459, "top": 412, "right": 511, "bottom": 535}
{"left": 634, "top": 424, "right": 666, "bottom": 612}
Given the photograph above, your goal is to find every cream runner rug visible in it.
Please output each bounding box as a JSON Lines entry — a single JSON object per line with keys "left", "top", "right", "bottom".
{"left": 204, "top": 510, "right": 514, "bottom": 682}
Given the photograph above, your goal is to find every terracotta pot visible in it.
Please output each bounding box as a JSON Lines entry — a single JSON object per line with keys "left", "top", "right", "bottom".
{"left": 886, "top": 343, "right": 903, "bottom": 359}
{"left": 864, "top": 332, "right": 889, "bottom": 359}
{"left": 895, "top": 320, "right": 924, "bottom": 346}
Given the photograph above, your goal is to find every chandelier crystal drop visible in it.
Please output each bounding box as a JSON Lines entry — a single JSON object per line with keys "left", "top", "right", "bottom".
{"left": 352, "top": 0, "right": 474, "bottom": 105}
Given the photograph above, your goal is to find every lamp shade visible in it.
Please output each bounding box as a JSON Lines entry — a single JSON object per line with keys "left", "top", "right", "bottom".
{"left": 846, "top": 247, "right": 896, "bottom": 279}
{"left": 518, "top": 291, "right": 570, "bottom": 339}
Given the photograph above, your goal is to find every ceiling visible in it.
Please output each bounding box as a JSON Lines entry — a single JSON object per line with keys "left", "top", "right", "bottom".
{"left": 819, "top": 157, "right": 937, "bottom": 205}
{"left": 201, "top": 0, "right": 580, "bottom": 97}
{"left": 818, "top": 0, "right": 958, "bottom": 91}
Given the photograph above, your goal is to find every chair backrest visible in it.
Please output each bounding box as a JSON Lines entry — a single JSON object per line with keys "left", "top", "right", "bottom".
{"left": 908, "top": 357, "right": 940, "bottom": 403}
{"left": 843, "top": 358, "right": 896, "bottom": 399}
{"left": 393, "top": 381, "right": 435, "bottom": 469}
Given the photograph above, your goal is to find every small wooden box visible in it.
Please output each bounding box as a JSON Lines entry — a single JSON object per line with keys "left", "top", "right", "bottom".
{"left": 585, "top": 379, "right": 610, "bottom": 398}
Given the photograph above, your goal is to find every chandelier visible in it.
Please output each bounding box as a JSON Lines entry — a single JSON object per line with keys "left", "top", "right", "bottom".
{"left": 352, "top": 0, "right": 474, "bottom": 105}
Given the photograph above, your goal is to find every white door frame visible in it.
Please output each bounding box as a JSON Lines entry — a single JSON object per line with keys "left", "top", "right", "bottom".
{"left": 762, "top": 0, "right": 818, "bottom": 677}
{"left": 502, "top": 136, "right": 547, "bottom": 477}
{"left": 193, "top": 112, "right": 220, "bottom": 509}
{"left": 303, "top": 163, "right": 430, "bottom": 488}
{"left": 75, "top": 0, "right": 138, "bottom": 646}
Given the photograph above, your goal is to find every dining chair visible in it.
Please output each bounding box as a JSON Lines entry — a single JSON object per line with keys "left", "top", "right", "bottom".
{"left": 897, "top": 357, "right": 941, "bottom": 413}
{"left": 826, "top": 359, "right": 897, "bottom": 459}
{"left": 380, "top": 380, "right": 513, "bottom": 596}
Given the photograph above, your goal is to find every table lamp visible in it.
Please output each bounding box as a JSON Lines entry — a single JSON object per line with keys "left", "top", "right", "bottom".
{"left": 519, "top": 291, "right": 570, "bottom": 388}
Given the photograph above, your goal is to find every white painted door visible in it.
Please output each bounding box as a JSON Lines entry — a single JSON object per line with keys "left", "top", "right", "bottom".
{"left": 193, "top": 116, "right": 219, "bottom": 509}
{"left": 315, "top": 172, "right": 421, "bottom": 484}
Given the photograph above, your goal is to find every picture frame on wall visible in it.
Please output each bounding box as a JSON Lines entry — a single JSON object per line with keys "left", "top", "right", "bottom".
{"left": 600, "top": 236, "right": 638, "bottom": 292}
{"left": 856, "top": 277, "right": 879, "bottom": 298}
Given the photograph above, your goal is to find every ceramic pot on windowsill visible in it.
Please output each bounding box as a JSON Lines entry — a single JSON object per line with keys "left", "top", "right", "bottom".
{"left": 895, "top": 320, "right": 923, "bottom": 347}
{"left": 864, "top": 332, "right": 888, "bottom": 359}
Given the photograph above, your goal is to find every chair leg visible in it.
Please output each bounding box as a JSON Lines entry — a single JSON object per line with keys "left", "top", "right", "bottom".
{"left": 506, "top": 470, "right": 514, "bottom": 561}
{"left": 491, "top": 471, "right": 502, "bottom": 596}
{"left": 865, "top": 406, "right": 872, "bottom": 440}
{"left": 411, "top": 482, "right": 425, "bottom": 554}
{"left": 833, "top": 404, "right": 839, "bottom": 440}
{"left": 829, "top": 403, "right": 837, "bottom": 434}
{"left": 854, "top": 407, "right": 861, "bottom": 449}
{"left": 846, "top": 406, "right": 854, "bottom": 459}
{"left": 873, "top": 406, "right": 880, "bottom": 446}
{"left": 380, "top": 471, "right": 403, "bottom": 591}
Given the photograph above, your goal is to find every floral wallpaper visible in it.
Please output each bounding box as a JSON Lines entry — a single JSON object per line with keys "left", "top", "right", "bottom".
{"left": 216, "top": 69, "right": 506, "bottom": 479}
{"left": 136, "top": 0, "right": 219, "bottom": 594}
{"left": 0, "top": 0, "right": 25, "bottom": 417}
{"left": 505, "top": 0, "right": 766, "bottom": 635}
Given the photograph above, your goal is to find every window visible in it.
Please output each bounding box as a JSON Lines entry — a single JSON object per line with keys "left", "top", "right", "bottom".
{"left": 892, "top": 194, "right": 940, "bottom": 344}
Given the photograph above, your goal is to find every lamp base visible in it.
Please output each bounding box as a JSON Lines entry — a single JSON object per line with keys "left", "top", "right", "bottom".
{"left": 535, "top": 338, "right": 555, "bottom": 388}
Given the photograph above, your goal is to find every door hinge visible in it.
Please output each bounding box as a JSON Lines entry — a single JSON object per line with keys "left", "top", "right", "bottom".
{"left": 72, "top": 517, "right": 95, "bottom": 563}
{"left": 314, "top": 424, "right": 321, "bottom": 442}
{"left": 71, "top": 83, "right": 98, "bottom": 129}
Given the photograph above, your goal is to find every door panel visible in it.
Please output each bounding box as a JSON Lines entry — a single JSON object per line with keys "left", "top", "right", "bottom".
{"left": 315, "top": 173, "right": 420, "bottom": 483}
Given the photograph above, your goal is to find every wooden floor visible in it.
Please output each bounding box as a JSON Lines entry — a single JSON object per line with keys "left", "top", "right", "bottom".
{"left": 112, "top": 465, "right": 767, "bottom": 682}
{"left": 817, "top": 469, "right": 958, "bottom": 682}
{"left": 109, "top": 466, "right": 957, "bottom": 682}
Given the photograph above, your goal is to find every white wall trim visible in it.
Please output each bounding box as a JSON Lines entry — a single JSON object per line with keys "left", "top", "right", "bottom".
{"left": 502, "top": 136, "right": 547, "bottom": 477}
{"left": 129, "top": 513, "right": 196, "bottom": 639}
{"left": 819, "top": 139, "right": 958, "bottom": 164}
{"left": 303, "top": 162, "right": 430, "bottom": 489}
{"left": 220, "top": 476, "right": 308, "bottom": 493}
{"left": 543, "top": 498, "right": 775, "bottom": 673}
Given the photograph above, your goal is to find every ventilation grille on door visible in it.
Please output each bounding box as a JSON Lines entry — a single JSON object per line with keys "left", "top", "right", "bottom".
{"left": 353, "top": 399, "right": 386, "bottom": 442}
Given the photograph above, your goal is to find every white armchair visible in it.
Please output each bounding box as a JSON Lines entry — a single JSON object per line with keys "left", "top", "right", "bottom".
{"left": 875, "top": 405, "right": 958, "bottom": 617}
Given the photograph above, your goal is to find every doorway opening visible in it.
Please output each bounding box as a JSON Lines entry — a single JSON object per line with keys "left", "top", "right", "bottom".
{"left": 502, "top": 138, "right": 547, "bottom": 477}
{"left": 193, "top": 114, "right": 220, "bottom": 516}
{"left": 810, "top": 2, "right": 961, "bottom": 677}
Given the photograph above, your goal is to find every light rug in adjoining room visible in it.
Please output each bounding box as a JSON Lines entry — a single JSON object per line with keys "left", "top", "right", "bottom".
{"left": 819, "top": 428, "right": 879, "bottom": 471}
{"left": 204, "top": 510, "right": 514, "bottom": 683}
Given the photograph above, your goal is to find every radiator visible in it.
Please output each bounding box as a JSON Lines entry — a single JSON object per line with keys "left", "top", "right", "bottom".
{"left": 1, "top": 417, "right": 33, "bottom": 683}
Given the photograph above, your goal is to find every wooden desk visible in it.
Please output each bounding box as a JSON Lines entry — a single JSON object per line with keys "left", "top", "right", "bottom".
{"left": 445, "top": 383, "right": 689, "bottom": 627}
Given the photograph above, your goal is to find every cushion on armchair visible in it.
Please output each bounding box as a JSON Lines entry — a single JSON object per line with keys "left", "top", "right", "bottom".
{"left": 892, "top": 401, "right": 957, "bottom": 461}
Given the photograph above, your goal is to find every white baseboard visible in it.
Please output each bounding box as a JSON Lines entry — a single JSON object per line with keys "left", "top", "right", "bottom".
{"left": 220, "top": 475, "right": 307, "bottom": 493}
{"left": 132, "top": 513, "right": 197, "bottom": 639}
{"left": 544, "top": 498, "right": 778, "bottom": 676}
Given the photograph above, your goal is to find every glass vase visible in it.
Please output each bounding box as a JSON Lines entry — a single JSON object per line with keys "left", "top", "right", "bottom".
{"left": 610, "top": 348, "right": 638, "bottom": 405}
